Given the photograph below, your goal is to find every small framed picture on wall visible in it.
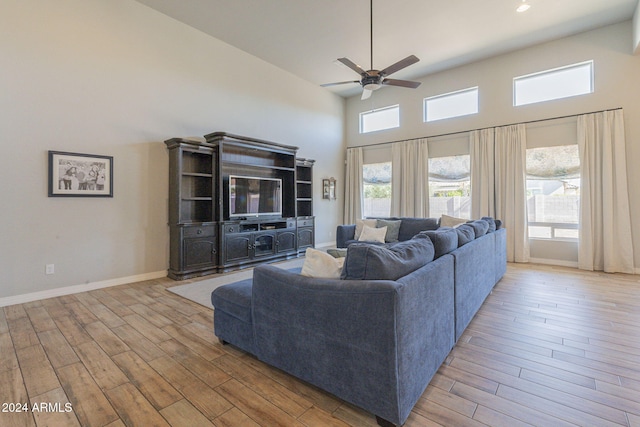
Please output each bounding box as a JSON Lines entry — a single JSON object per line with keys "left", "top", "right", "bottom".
{"left": 48, "top": 151, "right": 113, "bottom": 197}
{"left": 322, "top": 177, "right": 336, "bottom": 200}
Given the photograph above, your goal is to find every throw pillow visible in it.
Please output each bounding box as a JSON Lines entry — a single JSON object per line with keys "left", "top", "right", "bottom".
{"left": 418, "top": 227, "right": 458, "bottom": 258}
{"left": 326, "top": 248, "right": 348, "bottom": 258}
{"left": 358, "top": 225, "right": 387, "bottom": 243}
{"left": 456, "top": 224, "right": 476, "bottom": 247}
{"left": 376, "top": 219, "right": 401, "bottom": 243}
{"left": 354, "top": 219, "right": 377, "bottom": 239}
{"left": 440, "top": 214, "right": 468, "bottom": 227}
{"left": 301, "top": 248, "right": 345, "bottom": 279}
{"left": 341, "top": 236, "right": 435, "bottom": 281}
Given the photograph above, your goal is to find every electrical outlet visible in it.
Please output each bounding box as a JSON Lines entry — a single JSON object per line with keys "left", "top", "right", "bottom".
{"left": 45, "top": 264, "right": 55, "bottom": 275}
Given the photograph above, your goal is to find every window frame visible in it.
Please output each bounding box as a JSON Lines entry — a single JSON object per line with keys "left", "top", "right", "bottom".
{"left": 362, "top": 161, "right": 392, "bottom": 218}
{"left": 427, "top": 154, "right": 471, "bottom": 219}
{"left": 525, "top": 144, "right": 581, "bottom": 242}
{"left": 513, "top": 60, "right": 594, "bottom": 107}
{"left": 423, "top": 87, "right": 479, "bottom": 123}
{"left": 359, "top": 104, "right": 400, "bottom": 134}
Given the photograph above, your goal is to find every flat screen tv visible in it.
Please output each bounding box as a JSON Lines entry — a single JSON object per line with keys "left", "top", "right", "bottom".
{"left": 229, "top": 175, "right": 282, "bottom": 218}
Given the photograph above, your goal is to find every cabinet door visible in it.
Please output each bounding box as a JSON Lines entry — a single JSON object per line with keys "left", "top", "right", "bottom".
{"left": 184, "top": 238, "right": 217, "bottom": 270}
{"left": 276, "top": 230, "right": 297, "bottom": 254}
{"left": 224, "top": 233, "right": 252, "bottom": 263}
{"left": 254, "top": 232, "right": 276, "bottom": 258}
{"left": 298, "top": 228, "right": 314, "bottom": 250}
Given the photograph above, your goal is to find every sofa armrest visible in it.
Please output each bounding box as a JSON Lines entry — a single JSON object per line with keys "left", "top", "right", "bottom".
{"left": 336, "top": 224, "right": 356, "bottom": 248}
{"left": 252, "top": 258, "right": 454, "bottom": 425}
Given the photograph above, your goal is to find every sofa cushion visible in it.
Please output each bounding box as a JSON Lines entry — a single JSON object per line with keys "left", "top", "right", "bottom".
{"left": 418, "top": 227, "right": 458, "bottom": 258}
{"left": 481, "top": 216, "right": 497, "bottom": 233}
{"left": 396, "top": 217, "right": 440, "bottom": 241}
{"left": 355, "top": 219, "right": 377, "bottom": 239}
{"left": 456, "top": 224, "right": 476, "bottom": 247}
{"left": 440, "top": 214, "right": 468, "bottom": 227}
{"left": 341, "top": 236, "right": 435, "bottom": 281}
{"left": 358, "top": 225, "right": 387, "bottom": 243}
{"left": 467, "top": 219, "right": 490, "bottom": 238}
{"left": 211, "top": 278, "right": 253, "bottom": 323}
{"left": 301, "top": 248, "right": 345, "bottom": 278}
{"left": 376, "top": 219, "right": 401, "bottom": 243}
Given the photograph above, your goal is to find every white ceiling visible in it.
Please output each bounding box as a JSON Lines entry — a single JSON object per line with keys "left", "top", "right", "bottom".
{"left": 134, "top": 0, "right": 638, "bottom": 98}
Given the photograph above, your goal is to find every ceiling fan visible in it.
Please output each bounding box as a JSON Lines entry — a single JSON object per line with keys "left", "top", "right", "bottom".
{"left": 322, "top": 0, "right": 422, "bottom": 100}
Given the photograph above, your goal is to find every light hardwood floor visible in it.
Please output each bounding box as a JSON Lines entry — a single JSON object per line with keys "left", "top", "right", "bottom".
{"left": 1, "top": 263, "right": 640, "bottom": 427}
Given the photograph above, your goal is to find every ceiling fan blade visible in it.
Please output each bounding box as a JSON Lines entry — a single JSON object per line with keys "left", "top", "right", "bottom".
{"left": 382, "top": 78, "right": 421, "bottom": 89}
{"left": 337, "top": 58, "right": 369, "bottom": 76}
{"left": 321, "top": 80, "right": 360, "bottom": 87}
{"left": 361, "top": 89, "right": 373, "bottom": 100}
{"left": 380, "top": 55, "right": 420, "bottom": 77}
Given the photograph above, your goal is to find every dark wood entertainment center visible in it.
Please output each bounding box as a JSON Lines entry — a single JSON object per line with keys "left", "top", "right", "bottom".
{"left": 165, "top": 132, "right": 315, "bottom": 280}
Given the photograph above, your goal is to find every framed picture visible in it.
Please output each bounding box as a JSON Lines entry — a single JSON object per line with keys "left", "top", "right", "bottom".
{"left": 322, "top": 177, "right": 336, "bottom": 200}
{"left": 48, "top": 151, "right": 113, "bottom": 197}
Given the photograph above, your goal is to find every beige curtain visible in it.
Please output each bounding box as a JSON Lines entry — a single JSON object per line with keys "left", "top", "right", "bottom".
{"left": 390, "top": 139, "right": 429, "bottom": 217}
{"left": 343, "top": 147, "right": 363, "bottom": 224}
{"left": 494, "top": 124, "right": 529, "bottom": 263}
{"left": 470, "top": 128, "right": 496, "bottom": 219}
{"left": 577, "top": 109, "right": 634, "bottom": 273}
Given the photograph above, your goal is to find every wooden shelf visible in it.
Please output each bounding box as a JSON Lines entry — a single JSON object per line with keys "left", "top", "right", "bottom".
{"left": 167, "top": 134, "right": 315, "bottom": 278}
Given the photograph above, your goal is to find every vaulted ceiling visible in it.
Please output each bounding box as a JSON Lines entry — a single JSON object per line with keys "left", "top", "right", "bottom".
{"left": 135, "top": 0, "right": 639, "bottom": 97}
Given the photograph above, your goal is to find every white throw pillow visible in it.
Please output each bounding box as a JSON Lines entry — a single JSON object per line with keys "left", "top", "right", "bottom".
{"left": 301, "top": 248, "right": 345, "bottom": 279}
{"left": 358, "top": 225, "right": 387, "bottom": 243}
{"left": 354, "top": 219, "right": 377, "bottom": 239}
{"left": 441, "top": 214, "right": 468, "bottom": 228}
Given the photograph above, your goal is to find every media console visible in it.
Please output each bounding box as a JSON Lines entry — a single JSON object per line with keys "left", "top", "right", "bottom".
{"left": 165, "top": 133, "right": 314, "bottom": 280}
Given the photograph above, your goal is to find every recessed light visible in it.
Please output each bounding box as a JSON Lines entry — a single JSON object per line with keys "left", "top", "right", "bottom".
{"left": 516, "top": 1, "right": 531, "bottom": 12}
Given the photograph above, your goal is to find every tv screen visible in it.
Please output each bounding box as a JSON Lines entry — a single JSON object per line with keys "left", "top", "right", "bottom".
{"left": 229, "top": 175, "right": 282, "bottom": 217}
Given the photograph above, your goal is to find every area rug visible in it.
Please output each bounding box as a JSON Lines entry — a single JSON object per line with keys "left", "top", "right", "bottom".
{"left": 167, "top": 257, "right": 305, "bottom": 309}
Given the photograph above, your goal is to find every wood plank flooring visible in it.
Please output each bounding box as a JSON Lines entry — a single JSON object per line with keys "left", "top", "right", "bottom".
{"left": 1, "top": 263, "right": 640, "bottom": 426}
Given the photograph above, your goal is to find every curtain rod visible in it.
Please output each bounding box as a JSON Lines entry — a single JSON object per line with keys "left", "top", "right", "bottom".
{"left": 349, "top": 107, "right": 623, "bottom": 149}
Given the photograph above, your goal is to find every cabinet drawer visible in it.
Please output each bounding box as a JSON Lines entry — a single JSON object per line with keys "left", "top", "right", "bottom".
{"left": 224, "top": 224, "right": 240, "bottom": 233}
{"left": 297, "top": 218, "right": 314, "bottom": 228}
{"left": 183, "top": 225, "right": 216, "bottom": 238}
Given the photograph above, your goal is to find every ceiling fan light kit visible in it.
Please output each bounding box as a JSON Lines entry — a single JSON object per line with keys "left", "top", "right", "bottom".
{"left": 517, "top": 1, "right": 531, "bottom": 12}
{"left": 322, "top": 0, "right": 421, "bottom": 100}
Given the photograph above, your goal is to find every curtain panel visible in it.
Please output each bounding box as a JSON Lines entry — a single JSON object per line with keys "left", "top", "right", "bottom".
{"left": 470, "top": 128, "right": 496, "bottom": 219}
{"left": 577, "top": 109, "right": 634, "bottom": 273}
{"left": 494, "top": 124, "right": 530, "bottom": 263}
{"left": 343, "top": 147, "right": 364, "bottom": 224}
{"left": 390, "top": 139, "right": 430, "bottom": 217}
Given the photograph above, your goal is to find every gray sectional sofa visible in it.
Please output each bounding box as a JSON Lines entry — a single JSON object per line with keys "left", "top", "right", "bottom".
{"left": 211, "top": 217, "right": 506, "bottom": 426}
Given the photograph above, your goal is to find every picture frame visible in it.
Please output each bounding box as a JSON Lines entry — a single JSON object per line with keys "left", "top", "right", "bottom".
{"left": 48, "top": 151, "right": 113, "bottom": 197}
{"left": 322, "top": 177, "right": 336, "bottom": 200}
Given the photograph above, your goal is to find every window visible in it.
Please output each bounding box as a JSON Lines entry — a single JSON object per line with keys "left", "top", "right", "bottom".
{"left": 363, "top": 162, "right": 391, "bottom": 217}
{"left": 514, "top": 61, "right": 593, "bottom": 106}
{"left": 424, "top": 87, "right": 478, "bottom": 122}
{"left": 359, "top": 105, "right": 400, "bottom": 133}
{"left": 428, "top": 155, "right": 471, "bottom": 218}
{"left": 526, "top": 145, "right": 580, "bottom": 240}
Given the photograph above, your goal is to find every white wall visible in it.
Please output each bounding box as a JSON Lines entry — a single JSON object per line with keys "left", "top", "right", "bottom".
{"left": 634, "top": 1, "right": 640, "bottom": 53}
{"left": 346, "top": 21, "right": 640, "bottom": 267}
{"left": 0, "top": 0, "right": 345, "bottom": 302}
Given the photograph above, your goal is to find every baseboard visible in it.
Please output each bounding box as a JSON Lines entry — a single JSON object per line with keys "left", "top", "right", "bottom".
{"left": 0, "top": 270, "right": 168, "bottom": 308}
{"left": 528, "top": 258, "right": 579, "bottom": 268}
